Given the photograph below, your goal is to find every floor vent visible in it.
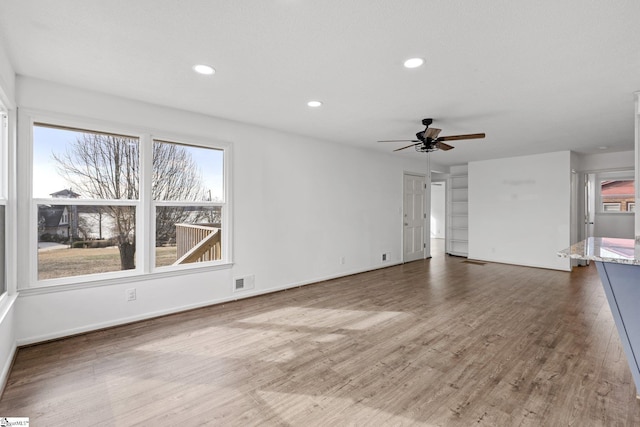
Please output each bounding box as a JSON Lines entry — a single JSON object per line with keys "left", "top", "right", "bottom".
{"left": 233, "top": 275, "right": 255, "bottom": 292}
{"left": 463, "top": 260, "right": 486, "bottom": 266}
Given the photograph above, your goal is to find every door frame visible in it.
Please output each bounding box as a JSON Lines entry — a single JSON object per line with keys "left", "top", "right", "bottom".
{"left": 430, "top": 176, "right": 447, "bottom": 251}
{"left": 580, "top": 168, "right": 635, "bottom": 242}
{"left": 402, "top": 171, "right": 430, "bottom": 262}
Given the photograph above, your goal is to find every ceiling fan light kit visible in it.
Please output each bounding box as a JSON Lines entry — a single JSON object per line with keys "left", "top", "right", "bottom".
{"left": 378, "top": 118, "right": 485, "bottom": 153}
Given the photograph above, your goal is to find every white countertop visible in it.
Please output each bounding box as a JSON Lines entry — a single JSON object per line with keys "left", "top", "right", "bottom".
{"left": 558, "top": 237, "right": 640, "bottom": 265}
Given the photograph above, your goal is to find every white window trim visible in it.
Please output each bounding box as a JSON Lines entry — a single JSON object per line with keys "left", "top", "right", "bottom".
{"left": 32, "top": 198, "right": 142, "bottom": 286}
{"left": 19, "top": 109, "right": 233, "bottom": 290}
{"left": 596, "top": 170, "right": 635, "bottom": 214}
{"left": 0, "top": 107, "right": 7, "bottom": 297}
{"left": 602, "top": 202, "right": 621, "bottom": 212}
{"left": 148, "top": 134, "right": 231, "bottom": 272}
{"left": 0, "top": 89, "right": 16, "bottom": 302}
{"left": 1, "top": 109, "right": 7, "bottom": 199}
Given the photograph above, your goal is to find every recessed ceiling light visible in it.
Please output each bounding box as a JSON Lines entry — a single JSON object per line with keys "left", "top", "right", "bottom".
{"left": 404, "top": 57, "right": 424, "bottom": 69}
{"left": 193, "top": 64, "right": 215, "bottom": 75}
{"left": 598, "top": 146, "right": 608, "bottom": 150}
{"left": 307, "top": 100, "right": 323, "bottom": 107}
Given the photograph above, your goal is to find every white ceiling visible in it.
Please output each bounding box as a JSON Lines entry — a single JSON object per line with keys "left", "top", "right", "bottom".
{"left": 1, "top": 1, "right": 639, "bottom": 166}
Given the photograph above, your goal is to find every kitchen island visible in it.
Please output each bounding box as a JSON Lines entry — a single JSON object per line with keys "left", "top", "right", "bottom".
{"left": 559, "top": 237, "right": 640, "bottom": 399}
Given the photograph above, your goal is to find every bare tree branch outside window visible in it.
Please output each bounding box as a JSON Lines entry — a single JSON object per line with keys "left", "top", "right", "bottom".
{"left": 52, "top": 133, "right": 207, "bottom": 270}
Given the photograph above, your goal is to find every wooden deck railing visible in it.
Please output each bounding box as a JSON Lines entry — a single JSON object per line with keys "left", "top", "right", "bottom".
{"left": 173, "top": 223, "right": 221, "bottom": 265}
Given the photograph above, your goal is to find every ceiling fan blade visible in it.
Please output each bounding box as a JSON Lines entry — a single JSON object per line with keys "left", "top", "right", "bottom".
{"left": 435, "top": 141, "right": 454, "bottom": 151}
{"left": 377, "top": 139, "right": 420, "bottom": 143}
{"left": 438, "top": 133, "right": 486, "bottom": 142}
{"left": 424, "top": 128, "right": 442, "bottom": 139}
{"left": 393, "top": 142, "right": 422, "bottom": 152}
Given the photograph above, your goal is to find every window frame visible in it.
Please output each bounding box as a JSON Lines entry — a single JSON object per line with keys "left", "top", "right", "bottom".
{"left": 22, "top": 110, "right": 232, "bottom": 289}
{"left": 602, "top": 202, "right": 621, "bottom": 212}
{"left": 0, "top": 106, "right": 7, "bottom": 298}
{"left": 149, "top": 136, "right": 229, "bottom": 272}
{"left": 596, "top": 170, "right": 635, "bottom": 215}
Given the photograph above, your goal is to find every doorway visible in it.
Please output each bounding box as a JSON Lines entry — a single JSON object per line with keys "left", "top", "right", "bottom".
{"left": 583, "top": 170, "right": 635, "bottom": 240}
{"left": 430, "top": 180, "right": 446, "bottom": 256}
{"left": 403, "top": 173, "right": 427, "bottom": 262}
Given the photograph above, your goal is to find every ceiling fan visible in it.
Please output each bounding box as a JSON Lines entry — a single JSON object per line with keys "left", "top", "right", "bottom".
{"left": 378, "top": 118, "right": 485, "bottom": 152}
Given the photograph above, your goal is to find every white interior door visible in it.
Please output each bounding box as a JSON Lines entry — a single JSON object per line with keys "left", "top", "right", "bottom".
{"left": 403, "top": 173, "right": 426, "bottom": 262}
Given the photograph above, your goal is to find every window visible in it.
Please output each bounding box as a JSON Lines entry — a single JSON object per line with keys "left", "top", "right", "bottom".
{"left": 33, "top": 124, "right": 139, "bottom": 281}
{"left": 602, "top": 202, "right": 621, "bottom": 212}
{"left": 152, "top": 140, "right": 224, "bottom": 268}
{"left": 31, "top": 119, "right": 229, "bottom": 285}
{"left": 600, "top": 178, "right": 635, "bottom": 212}
{"left": 155, "top": 206, "right": 222, "bottom": 267}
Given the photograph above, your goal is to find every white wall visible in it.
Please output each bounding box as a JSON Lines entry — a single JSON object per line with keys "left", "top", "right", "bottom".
{"left": 594, "top": 214, "right": 634, "bottom": 238}
{"left": 0, "top": 45, "right": 15, "bottom": 103}
{"left": 430, "top": 182, "right": 445, "bottom": 238}
{"left": 576, "top": 150, "right": 634, "bottom": 172}
{"left": 468, "top": 151, "right": 571, "bottom": 271}
{"left": 0, "top": 40, "right": 16, "bottom": 393}
{"left": 0, "top": 304, "right": 15, "bottom": 391}
{"left": 14, "top": 77, "right": 429, "bottom": 344}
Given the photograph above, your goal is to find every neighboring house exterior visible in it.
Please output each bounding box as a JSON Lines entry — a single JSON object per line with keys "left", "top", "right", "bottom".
{"left": 38, "top": 189, "right": 81, "bottom": 240}
{"left": 38, "top": 189, "right": 121, "bottom": 241}
{"left": 601, "top": 180, "right": 635, "bottom": 212}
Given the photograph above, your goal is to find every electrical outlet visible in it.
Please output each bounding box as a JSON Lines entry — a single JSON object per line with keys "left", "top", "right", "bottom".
{"left": 382, "top": 253, "right": 387, "bottom": 261}
{"left": 126, "top": 288, "right": 137, "bottom": 301}
{"left": 340, "top": 257, "right": 346, "bottom": 265}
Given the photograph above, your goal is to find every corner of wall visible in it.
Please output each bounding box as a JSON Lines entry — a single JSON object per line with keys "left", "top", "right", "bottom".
{"left": 0, "top": 41, "right": 16, "bottom": 103}
{"left": 0, "top": 296, "right": 17, "bottom": 397}
{"left": 634, "top": 92, "right": 639, "bottom": 239}
{"left": 0, "top": 33, "right": 17, "bottom": 399}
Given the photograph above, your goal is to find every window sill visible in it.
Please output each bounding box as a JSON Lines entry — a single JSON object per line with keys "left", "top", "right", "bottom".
{"left": 18, "top": 262, "right": 234, "bottom": 296}
{"left": 596, "top": 212, "right": 635, "bottom": 215}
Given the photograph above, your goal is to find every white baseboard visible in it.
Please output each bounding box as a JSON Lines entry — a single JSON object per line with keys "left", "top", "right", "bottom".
{"left": 0, "top": 295, "right": 18, "bottom": 398}
{"left": 469, "top": 256, "right": 571, "bottom": 272}
{"left": 0, "top": 342, "right": 16, "bottom": 398}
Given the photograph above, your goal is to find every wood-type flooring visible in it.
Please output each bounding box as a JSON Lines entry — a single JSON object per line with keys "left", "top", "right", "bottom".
{"left": 1, "top": 248, "right": 639, "bottom": 425}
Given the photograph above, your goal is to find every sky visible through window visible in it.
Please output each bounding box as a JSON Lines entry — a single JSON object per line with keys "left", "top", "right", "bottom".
{"left": 33, "top": 125, "right": 224, "bottom": 200}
